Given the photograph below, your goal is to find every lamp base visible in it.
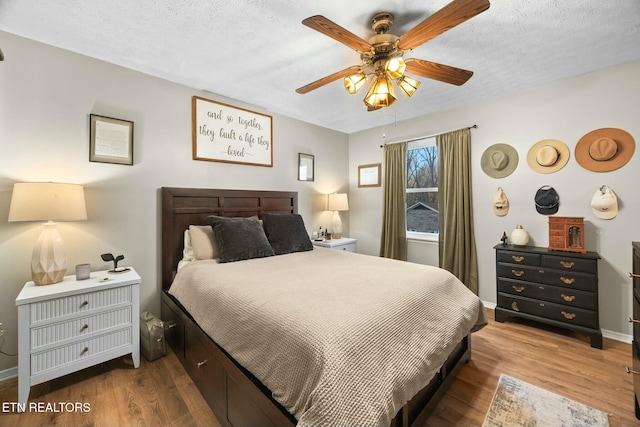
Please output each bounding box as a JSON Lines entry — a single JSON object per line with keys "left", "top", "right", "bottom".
{"left": 32, "top": 269, "right": 66, "bottom": 285}
{"left": 331, "top": 211, "right": 343, "bottom": 240}
{"left": 31, "top": 221, "right": 67, "bottom": 285}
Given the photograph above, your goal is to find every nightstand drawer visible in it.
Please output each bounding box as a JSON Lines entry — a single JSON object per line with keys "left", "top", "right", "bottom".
{"left": 334, "top": 242, "right": 356, "bottom": 252}
{"left": 31, "top": 306, "right": 132, "bottom": 350}
{"left": 30, "top": 327, "right": 133, "bottom": 375}
{"left": 29, "top": 286, "right": 132, "bottom": 324}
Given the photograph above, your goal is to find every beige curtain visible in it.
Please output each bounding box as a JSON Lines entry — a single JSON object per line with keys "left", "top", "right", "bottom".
{"left": 437, "top": 128, "right": 479, "bottom": 294}
{"left": 379, "top": 142, "right": 407, "bottom": 260}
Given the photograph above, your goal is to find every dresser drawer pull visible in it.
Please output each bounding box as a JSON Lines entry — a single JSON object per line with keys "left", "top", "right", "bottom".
{"left": 511, "top": 301, "right": 520, "bottom": 312}
{"left": 539, "top": 286, "right": 545, "bottom": 291}
{"left": 80, "top": 301, "right": 89, "bottom": 308}
{"left": 511, "top": 256, "right": 524, "bottom": 263}
{"left": 80, "top": 324, "right": 89, "bottom": 331}
{"left": 630, "top": 273, "right": 640, "bottom": 278}
{"left": 511, "top": 270, "right": 525, "bottom": 277}
{"left": 626, "top": 366, "right": 640, "bottom": 376}
{"left": 560, "top": 294, "right": 576, "bottom": 302}
{"left": 561, "top": 311, "right": 576, "bottom": 320}
{"left": 559, "top": 277, "right": 575, "bottom": 285}
{"left": 628, "top": 318, "right": 640, "bottom": 324}
{"left": 560, "top": 261, "right": 575, "bottom": 269}
{"left": 197, "top": 360, "right": 208, "bottom": 369}
{"left": 81, "top": 347, "right": 89, "bottom": 355}
{"left": 512, "top": 286, "right": 525, "bottom": 293}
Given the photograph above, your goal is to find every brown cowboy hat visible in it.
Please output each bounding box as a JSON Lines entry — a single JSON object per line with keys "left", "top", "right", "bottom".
{"left": 575, "top": 128, "right": 635, "bottom": 172}
{"left": 526, "top": 139, "right": 570, "bottom": 174}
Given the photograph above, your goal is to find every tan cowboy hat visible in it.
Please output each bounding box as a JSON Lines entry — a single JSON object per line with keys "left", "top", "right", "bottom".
{"left": 481, "top": 144, "right": 519, "bottom": 178}
{"left": 575, "top": 128, "right": 635, "bottom": 172}
{"left": 526, "top": 139, "right": 570, "bottom": 173}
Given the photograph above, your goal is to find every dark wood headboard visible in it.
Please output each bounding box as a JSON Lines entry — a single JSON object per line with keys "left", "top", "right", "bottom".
{"left": 161, "top": 187, "right": 298, "bottom": 290}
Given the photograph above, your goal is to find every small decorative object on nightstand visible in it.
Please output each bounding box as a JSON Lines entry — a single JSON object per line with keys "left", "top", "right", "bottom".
{"left": 312, "top": 237, "right": 357, "bottom": 252}
{"left": 15, "top": 267, "right": 141, "bottom": 410}
{"left": 548, "top": 216, "right": 585, "bottom": 253}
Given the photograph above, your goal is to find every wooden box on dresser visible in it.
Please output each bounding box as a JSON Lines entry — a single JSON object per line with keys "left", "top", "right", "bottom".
{"left": 631, "top": 241, "right": 640, "bottom": 419}
{"left": 15, "top": 268, "right": 141, "bottom": 409}
{"left": 494, "top": 244, "right": 602, "bottom": 349}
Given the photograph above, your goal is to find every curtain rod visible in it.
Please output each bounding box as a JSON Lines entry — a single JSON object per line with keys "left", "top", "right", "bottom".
{"left": 380, "top": 124, "right": 477, "bottom": 148}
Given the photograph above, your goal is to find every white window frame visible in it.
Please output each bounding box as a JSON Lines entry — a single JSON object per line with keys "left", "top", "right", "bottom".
{"left": 406, "top": 136, "right": 438, "bottom": 242}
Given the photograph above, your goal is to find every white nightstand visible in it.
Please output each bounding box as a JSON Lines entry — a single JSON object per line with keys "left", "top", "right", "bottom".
{"left": 15, "top": 268, "right": 141, "bottom": 408}
{"left": 312, "top": 237, "right": 357, "bottom": 252}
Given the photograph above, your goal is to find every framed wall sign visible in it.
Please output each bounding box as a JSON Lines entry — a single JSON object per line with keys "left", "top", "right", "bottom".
{"left": 358, "top": 163, "right": 381, "bottom": 187}
{"left": 89, "top": 114, "right": 134, "bottom": 165}
{"left": 192, "top": 96, "right": 273, "bottom": 167}
{"left": 298, "top": 153, "right": 314, "bottom": 181}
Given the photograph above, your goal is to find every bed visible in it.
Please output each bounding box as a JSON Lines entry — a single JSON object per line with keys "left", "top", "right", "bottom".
{"left": 160, "top": 187, "right": 486, "bottom": 427}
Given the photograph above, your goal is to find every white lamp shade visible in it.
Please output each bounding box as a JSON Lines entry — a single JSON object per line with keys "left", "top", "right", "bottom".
{"left": 328, "top": 193, "right": 349, "bottom": 212}
{"left": 9, "top": 182, "right": 87, "bottom": 222}
{"left": 8, "top": 182, "right": 87, "bottom": 285}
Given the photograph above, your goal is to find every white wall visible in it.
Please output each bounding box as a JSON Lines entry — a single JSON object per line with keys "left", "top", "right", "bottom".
{"left": 0, "top": 32, "right": 349, "bottom": 372}
{"left": 349, "top": 60, "right": 640, "bottom": 340}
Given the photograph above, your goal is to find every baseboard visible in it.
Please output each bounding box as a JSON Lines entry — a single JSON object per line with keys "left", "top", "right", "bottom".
{"left": 481, "top": 300, "right": 632, "bottom": 344}
{"left": 0, "top": 365, "right": 18, "bottom": 382}
{"left": 602, "top": 329, "right": 632, "bottom": 344}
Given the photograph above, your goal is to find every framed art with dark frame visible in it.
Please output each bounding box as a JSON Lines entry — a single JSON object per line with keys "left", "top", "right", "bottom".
{"left": 89, "top": 114, "right": 134, "bottom": 165}
{"left": 192, "top": 96, "right": 273, "bottom": 167}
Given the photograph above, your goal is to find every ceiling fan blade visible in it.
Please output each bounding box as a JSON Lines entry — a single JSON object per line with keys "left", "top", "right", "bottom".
{"left": 397, "top": 0, "right": 490, "bottom": 51}
{"left": 296, "top": 66, "right": 362, "bottom": 94}
{"left": 302, "top": 15, "right": 372, "bottom": 53}
{"left": 405, "top": 58, "right": 473, "bottom": 86}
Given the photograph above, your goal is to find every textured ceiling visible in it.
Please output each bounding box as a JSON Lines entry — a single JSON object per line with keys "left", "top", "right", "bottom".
{"left": 1, "top": 0, "right": 639, "bottom": 134}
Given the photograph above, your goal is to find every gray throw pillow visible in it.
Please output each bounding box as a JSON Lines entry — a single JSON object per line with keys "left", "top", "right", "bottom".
{"left": 208, "top": 216, "right": 274, "bottom": 263}
{"left": 261, "top": 213, "right": 313, "bottom": 255}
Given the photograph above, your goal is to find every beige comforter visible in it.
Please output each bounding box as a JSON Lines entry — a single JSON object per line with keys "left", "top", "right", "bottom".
{"left": 169, "top": 247, "right": 487, "bottom": 427}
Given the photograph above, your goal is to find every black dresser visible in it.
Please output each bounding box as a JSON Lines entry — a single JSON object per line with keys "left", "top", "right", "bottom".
{"left": 630, "top": 242, "right": 640, "bottom": 419}
{"left": 494, "top": 244, "right": 602, "bottom": 349}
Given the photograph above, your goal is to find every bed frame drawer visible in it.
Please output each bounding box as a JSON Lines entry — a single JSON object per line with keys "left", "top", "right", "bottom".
{"left": 161, "top": 298, "right": 184, "bottom": 359}
{"left": 184, "top": 328, "right": 226, "bottom": 417}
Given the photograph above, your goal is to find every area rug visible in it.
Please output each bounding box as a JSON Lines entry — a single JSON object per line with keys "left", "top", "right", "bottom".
{"left": 482, "top": 373, "right": 610, "bottom": 427}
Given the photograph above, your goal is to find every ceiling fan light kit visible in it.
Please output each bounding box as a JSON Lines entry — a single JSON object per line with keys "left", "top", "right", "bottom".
{"left": 297, "top": 0, "right": 490, "bottom": 111}
{"left": 364, "top": 73, "right": 397, "bottom": 108}
{"left": 344, "top": 72, "right": 367, "bottom": 94}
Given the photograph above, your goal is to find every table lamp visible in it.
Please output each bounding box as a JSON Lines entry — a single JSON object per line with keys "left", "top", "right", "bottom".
{"left": 328, "top": 193, "right": 349, "bottom": 239}
{"left": 8, "top": 182, "right": 87, "bottom": 285}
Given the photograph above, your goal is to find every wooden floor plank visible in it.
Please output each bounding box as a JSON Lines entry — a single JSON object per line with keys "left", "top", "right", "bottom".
{"left": 0, "top": 308, "right": 638, "bottom": 426}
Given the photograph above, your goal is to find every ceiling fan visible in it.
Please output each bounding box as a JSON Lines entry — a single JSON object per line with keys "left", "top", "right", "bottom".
{"left": 296, "top": 0, "right": 490, "bottom": 111}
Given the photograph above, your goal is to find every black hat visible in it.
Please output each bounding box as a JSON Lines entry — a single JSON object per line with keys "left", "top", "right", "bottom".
{"left": 535, "top": 186, "right": 559, "bottom": 215}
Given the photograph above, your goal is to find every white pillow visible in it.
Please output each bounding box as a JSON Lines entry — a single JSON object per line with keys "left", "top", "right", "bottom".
{"left": 182, "top": 229, "right": 196, "bottom": 262}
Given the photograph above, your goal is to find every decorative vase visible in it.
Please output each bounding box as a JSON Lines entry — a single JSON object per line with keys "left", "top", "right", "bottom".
{"left": 510, "top": 225, "right": 529, "bottom": 246}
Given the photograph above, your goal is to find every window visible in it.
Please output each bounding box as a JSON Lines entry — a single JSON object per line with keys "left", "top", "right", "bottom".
{"left": 406, "top": 137, "right": 438, "bottom": 235}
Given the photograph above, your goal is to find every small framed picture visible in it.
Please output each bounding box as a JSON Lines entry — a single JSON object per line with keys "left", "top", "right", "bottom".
{"left": 298, "top": 153, "right": 314, "bottom": 181}
{"left": 358, "top": 163, "right": 381, "bottom": 187}
{"left": 89, "top": 114, "right": 134, "bottom": 165}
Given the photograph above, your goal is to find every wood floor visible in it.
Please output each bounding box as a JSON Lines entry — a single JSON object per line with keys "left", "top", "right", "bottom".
{"left": 1, "top": 309, "right": 638, "bottom": 426}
